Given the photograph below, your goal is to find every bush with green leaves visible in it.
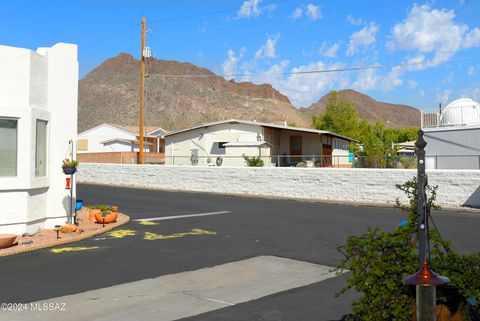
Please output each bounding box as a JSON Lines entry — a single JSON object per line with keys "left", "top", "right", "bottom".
{"left": 90, "top": 204, "right": 113, "bottom": 216}
{"left": 243, "top": 155, "right": 264, "bottom": 167}
{"left": 335, "top": 177, "right": 480, "bottom": 321}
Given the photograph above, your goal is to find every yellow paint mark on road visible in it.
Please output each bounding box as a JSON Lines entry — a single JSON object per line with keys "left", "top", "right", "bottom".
{"left": 144, "top": 229, "right": 216, "bottom": 241}
{"left": 51, "top": 246, "right": 99, "bottom": 254}
{"left": 107, "top": 229, "right": 136, "bottom": 238}
{"left": 138, "top": 221, "right": 159, "bottom": 226}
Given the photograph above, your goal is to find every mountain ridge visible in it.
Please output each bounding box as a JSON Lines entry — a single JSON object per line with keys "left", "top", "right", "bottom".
{"left": 78, "top": 54, "right": 420, "bottom": 133}
{"left": 300, "top": 89, "right": 420, "bottom": 128}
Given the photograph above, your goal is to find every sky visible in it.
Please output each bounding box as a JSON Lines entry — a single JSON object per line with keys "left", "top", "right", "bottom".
{"left": 1, "top": 0, "right": 480, "bottom": 111}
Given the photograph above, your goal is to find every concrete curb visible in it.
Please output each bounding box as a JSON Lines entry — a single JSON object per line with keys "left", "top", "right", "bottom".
{"left": 0, "top": 213, "right": 130, "bottom": 257}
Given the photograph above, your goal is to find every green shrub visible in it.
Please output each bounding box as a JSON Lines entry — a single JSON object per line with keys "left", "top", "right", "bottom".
{"left": 335, "top": 177, "right": 480, "bottom": 320}
{"left": 243, "top": 156, "right": 264, "bottom": 167}
{"left": 91, "top": 204, "right": 113, "bottom": 216}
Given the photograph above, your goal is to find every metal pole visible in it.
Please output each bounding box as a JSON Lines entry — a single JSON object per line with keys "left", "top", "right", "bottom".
{"left": 70, "top": 173, "right": 73, "bottom": 224}
{"left": 415, "top": 129, "right": 435, "bottom": 321}
{"left": 139, "top": 17, "right": 146, "bottom": 164}
{"left": 416, "top": 286, "right": 436, "bottom": 321}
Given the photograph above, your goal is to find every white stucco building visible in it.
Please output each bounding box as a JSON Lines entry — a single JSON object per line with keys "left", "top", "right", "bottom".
{"left": 165, "top": 119, "right": 355, "bottom": 167}
{"left": 77, "top": 123, "right": 168, "bottom": 153}
{"left": 0, "top": 43, "right": 78, "bottom": 234}
{"left": 422, "top": 98, "right": 480, "bottom": 169}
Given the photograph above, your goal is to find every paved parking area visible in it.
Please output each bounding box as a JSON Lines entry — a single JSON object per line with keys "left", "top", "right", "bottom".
{"left": 0, "top": 184, "right": 478, "bottom": 321}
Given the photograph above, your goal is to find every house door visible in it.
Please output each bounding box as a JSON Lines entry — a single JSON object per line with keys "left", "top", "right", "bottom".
{"left": 290, "top": 136, "right": 302, "bottom": 163}
{"left": 322, "top": 144, "right": 332, "bottom": 167}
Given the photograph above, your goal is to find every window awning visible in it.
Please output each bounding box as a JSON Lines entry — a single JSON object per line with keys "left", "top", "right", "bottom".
{"left": 223, "top": 141, "right": 272, "bottom": 148}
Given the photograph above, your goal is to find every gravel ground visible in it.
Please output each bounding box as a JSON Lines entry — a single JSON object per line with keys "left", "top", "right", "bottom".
{"left": 0, "top": 208, "right": 129, "bottom": 256}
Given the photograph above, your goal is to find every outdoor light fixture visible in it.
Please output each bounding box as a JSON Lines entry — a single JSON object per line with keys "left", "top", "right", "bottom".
{"left": 403, "top": 261, "right": 449, "bottom": 286}
{"left": 65, "top": 177, "right": 71, "bottom": 189}
{"left": 54, "top": 225, "right": 61, "bottom": 239}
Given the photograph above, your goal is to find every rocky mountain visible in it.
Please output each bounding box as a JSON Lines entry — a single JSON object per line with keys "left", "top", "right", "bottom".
{"left": 301, "top": 89, "right": 420, "bottom": 128}
{"left": 78, "top": 53, "right": 311, "bottom": 132}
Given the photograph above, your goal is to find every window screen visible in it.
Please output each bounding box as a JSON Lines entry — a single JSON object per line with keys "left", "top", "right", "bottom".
{"left": 0, "top": 118, "right": 18, "bottom": 176}
{"left": 35, "top": 120, "right": 48, "bottom": 177}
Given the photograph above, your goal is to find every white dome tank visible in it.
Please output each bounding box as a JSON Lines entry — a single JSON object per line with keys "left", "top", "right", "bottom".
{"left": 439, "top": 98, "right": 480, "bottom": 126}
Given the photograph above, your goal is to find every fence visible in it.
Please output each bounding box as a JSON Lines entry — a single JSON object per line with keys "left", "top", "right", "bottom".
{"left": 77, "top": 152, "right": 165, "bottom": 164}
{"left": 421, "top": 108, "right": 480, "bottom": 128}
{"left": 165, "top": 154, "right": 418, "bottom": 169}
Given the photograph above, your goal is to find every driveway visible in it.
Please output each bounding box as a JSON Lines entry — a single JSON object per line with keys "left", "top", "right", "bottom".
{"left": 0, "top": 183, "right": 478, "bottom": 321}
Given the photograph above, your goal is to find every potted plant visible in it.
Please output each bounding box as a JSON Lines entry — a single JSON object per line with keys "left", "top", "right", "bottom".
{"left": 94, "top": 205, "right": 118, "bottom": 224}
{"left": 87, "top": 205, "right": 102, "bottom": 222}
{"left": 62, "top": 159, "right": 79, "bottom": 175}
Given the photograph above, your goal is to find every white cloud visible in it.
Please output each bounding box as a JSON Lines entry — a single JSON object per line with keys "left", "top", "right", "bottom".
{"left": 436, "top": 89, "right": 452, "bottom": 104}
{"left": 319, "top": 41, "right": 340, "bottom": 58}
{"left": 346, "top": 15, "right": 365, "bottom": 25}
{"left": 237, "top": 0, "right": 262, "bottom": 19}
{"left": 464, "top": 28, "right": 480, "bottom": 48}
{"left": 255, "top": 34, "right": 280, "bottom": 60}
{"left": 387, "top": 4, "right": 469, "bottom": 68}
{"left": 291, "top": 7, "right": 303, "bottom": 20}
{"left": 461, "top": 85, "right": 480, "bottom": 101}
{"left": 408, "top": 80, "right": 417, "bottom": 88}
{"left": 290, "top": 3, "right": 322, "bottom": 21}
{"left": 273, "top": 61, "right": 349, "bottom": 106}
{"left": 347, "top": 22, "right": 378, "bottom": 56}
{"left": 306, "top": 4, "right": 322, "bottom": 21}
{"left": 468, "top": 66, "right": 475, "bottom": 76}
{"left": 222, "top": 48, "right": 246, "bottom": 78}
{"left": 352, "top": 69, "right": 380, "bottom": 91}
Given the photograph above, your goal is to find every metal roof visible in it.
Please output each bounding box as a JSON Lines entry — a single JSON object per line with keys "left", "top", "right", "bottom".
{"left": 100, "top": 138, "right": 153, "bottom": 146}
{"left": 165, "top": 119, "right": 357, "bottom": 142}
{"left": 223, "top": 141, "right": 272, "bottom": 148}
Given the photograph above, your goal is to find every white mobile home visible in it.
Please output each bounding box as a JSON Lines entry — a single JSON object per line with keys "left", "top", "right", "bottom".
{"left": 165, "top": 119, "right": 355, "bottom": 167}
{"left": 77, "top": 123, "right": 167, "bottom": 153}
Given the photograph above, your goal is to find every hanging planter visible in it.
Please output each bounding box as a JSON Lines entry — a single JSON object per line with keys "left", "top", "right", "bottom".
{"left": 62, "top": 159, "right": 79, "bottom": 175}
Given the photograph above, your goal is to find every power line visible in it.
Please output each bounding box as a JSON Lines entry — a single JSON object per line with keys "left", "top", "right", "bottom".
{"left": 80, "top": 0, "right": 288, "bottom": 50}
{"left": 149, "top": 0, "right": 288, "bottom": 24}
{"left": 146, "top": 55, "right": 480, "bottom": 79}
{"left": 81, "top": 24, "right": 139, "bottom": 50}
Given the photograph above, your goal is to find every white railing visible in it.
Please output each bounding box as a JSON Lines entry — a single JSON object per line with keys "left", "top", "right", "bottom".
{"left": 421, "top": 111, "right": 440, "bottom": 128}
{"left": 422, "top": 106, "right": 480, "bottom": 128}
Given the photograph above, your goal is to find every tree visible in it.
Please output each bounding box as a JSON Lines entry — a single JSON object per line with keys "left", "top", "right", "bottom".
{"left": 312, "top": 91, "right": 360, "bottom": 140}
{"left": 311, "top": 90, "right": 420, "bottom": 167}
{"left": 335, "top": 178, "right": 480, "bottom": 321}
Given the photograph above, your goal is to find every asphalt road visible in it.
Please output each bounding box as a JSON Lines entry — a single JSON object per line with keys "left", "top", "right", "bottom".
{"left": 0, "top": 184, "right": 479, "bottom": 321}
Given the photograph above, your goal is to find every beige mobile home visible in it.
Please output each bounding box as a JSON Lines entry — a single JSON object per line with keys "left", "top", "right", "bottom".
{"left": 165, "top": 119, "right": 355, "bottom": 167}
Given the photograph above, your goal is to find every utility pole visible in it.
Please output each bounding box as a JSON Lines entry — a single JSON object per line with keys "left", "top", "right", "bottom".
{"left": 139, "top": 17, "right": 146, "bottom": 164}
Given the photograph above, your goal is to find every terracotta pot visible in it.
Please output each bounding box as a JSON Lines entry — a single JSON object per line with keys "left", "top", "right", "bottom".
{"left": 89, "top": 208, "right": 102, "bottom": 222}
{"left": 95, "top": 212, "right": 118, "bottom": 224}
{"left": 0, "top": 234, "right": 17, "bottom": 249}
{"left": 112, "top": 206, "right": 119, "bottom": 212}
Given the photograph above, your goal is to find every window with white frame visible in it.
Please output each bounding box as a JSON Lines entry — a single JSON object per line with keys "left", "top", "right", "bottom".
{"left": 0, "top": 118, "right": 18, "bottom": 176}
{"left": 35, "top": 120, "right": 48, "bottom": 177}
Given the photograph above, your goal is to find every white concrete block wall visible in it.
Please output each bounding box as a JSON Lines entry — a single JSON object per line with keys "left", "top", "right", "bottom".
{"left": 77, "top": 164, "right": 480, "bottom": 207}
